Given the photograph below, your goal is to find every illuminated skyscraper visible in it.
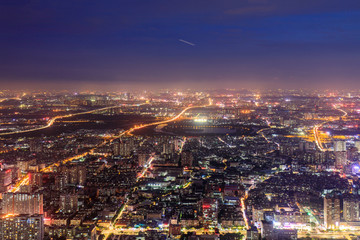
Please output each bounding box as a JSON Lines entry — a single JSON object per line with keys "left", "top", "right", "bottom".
{"left": 333, "top": 140, "right": 346, "bottom": 152}
{"left": 354, "top": 141, "right": 360, "bottom": 152}
{"left": 343, "top": 197, "right": 360, "bottom": 222}
{"left": 324, "top": 196, "right": 340, "bottom": 229}
{"left": 0, "top": 168, "right": 12, "bottom": 192}
{"left": 58, "top": 164, "right": 87, "bottom": 186}
{"left": 334, "top": 151, "right": 347, "bottom": 168}
{"left": 113, "top": 140, "right": 133, "bottom": 157}
{"left": 260, "top": 220, "right": 273, "bottom": 239}
{"left": 59, "top": 194, "right": 78, "bottom": 213}
{"left": 333, "top": 140, "right": 347, "bottom": 168}
{"left": 1, "top": 193, "right": 43, "bottom": 215}
{"left": 162, "top": 142, "right": 174, "bottom": 155}
{"left": 201, "top": 198, "right": 218, "bottom": 226}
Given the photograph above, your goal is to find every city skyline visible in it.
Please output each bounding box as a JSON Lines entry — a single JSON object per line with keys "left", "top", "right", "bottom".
{"left": 1, "top": 89, "right": 360, "bottom": 239}
{"left": 3, "top": 1, "right": 360, "bottom": 239}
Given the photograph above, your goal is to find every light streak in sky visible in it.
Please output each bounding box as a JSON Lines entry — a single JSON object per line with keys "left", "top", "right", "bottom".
{"left": 179, "top": 39, "right": 195, "bottom": 46}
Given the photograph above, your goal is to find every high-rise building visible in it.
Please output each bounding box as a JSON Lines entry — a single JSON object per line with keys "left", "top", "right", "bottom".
{"left": 78, "top": 165, "right": 86, "bottom": 186}
{"left": 273, "top": 229, "right": 297, "bottom": 240}
{"left": 69, "top": 165, "right": 86, "bottom": 186}
{"left": 162, "top": 142, "right": 174, "bottom": 155}
{"left": 354, "top": 141, "right": 360, "bottom": 152}
{"left": 1, "top": 193, "right": 43, "bottom": 215}
{"left": 314, "top": 151, "right": 326, "bottom": 164}
{"left": 280, "top": 144, "right": 294, "bottom": 157}
{"left": 113, "top": 141, "right": 133, "bottom": 157}
{"left": 181, "top": 151, "right": 194, "bottom": 167}
{"left": 58, "top": 164, "right": 87, "bottom": 187}
{"left": 247, "top": 226, "right": 260, "bottom": 240}
{"left": 334, "top": 151, "right": 347, "bottom": 168}
{"left": 138, "top": 154, "right": 148, "bottom": 167}
{"left": 55, "top": 174, "right": 67, "bottom": 191}
{"left": 0, "top": 168, "right": 12, "bottom": 192}
{"left": 59, "top": 194, "right": 78, "bottom": 213}
{"left": 343, "top": 197, "right": 360, "bottom": 222}
{"left": 17, "top": 159, "right": 36, "bottom": 173}
{"left": 29, "top": 172, "right": 43, "bottom": 188}
{"left": 324, "top": 196, "right": 340, "bottom": 229}
{"left": 334, "top": 140, "right": 346, "bottom": 152}
{"left": 347, "top": 147, "right": 358, "bottom": 161}
{"left": 174, "top": 139, "right": 182, "bottom": 152}
{"left": 69, "top": 167, "right": 78, "bottom": 184}
{"left": 333, "top": 140, "right": 347, "bottom": 168}
{"left": 201, "top": 198, "right": 218, "bottom": 226}
{"left": 260, "top": 220, "right": 273, "bottom": 240}
{"left": 122, "top": 143, "right": 132, "bottom": 156}
{"left": 0, "top": 214, "right": 44, "bottom": 240}
{"left": 299, "top": 142, "right": 314, "bottom": 152}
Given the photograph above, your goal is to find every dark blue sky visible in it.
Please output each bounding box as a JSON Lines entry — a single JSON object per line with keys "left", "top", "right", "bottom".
{"left": 1, "top": 0, "right": 360, "bottom": 89}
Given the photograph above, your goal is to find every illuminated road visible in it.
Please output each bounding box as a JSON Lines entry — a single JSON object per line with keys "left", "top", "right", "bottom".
{"left": 333, "top": 104, "right": 348, "bottom": 118}
{"left": 313, "top": 124, "right": 326, "bottom": 152}
{"left": 0, "top": 97, "right": 21, "bottom": 103}
{"left": 103, "top": 138, "right": 193, "bottom": 237}
{"left": 296, "top": 202, "right": 320, "bottom": 226}
{"left": 102, "top": 152, "right": 197, "bottom": 237}
{"left": 8, "top": 150, "right": 92, "bottom": 193}
{"left": 240, "top": 181, "right": 264, "bottom": 230}
{"left": 217, "top": 137, "right": 235, "bottom": 148}
{"left": 239, "top": 121, "right": 282, "bottom": 229}
{"left": 240, "top": 195, "right": 249, "bottom": 230}
{"left": 110, "top": 154, "right": 155, "bottom": 229}
{"left": 123, "top": 105, "right": 203, "bottom": 135}
{"left": 256, "top": 120, "right": 280, "bottom": 151}
{"left": 8, "top": 174, "right": 30, "bottom": 193}
{"left": 256, "top": 128, "right": 280, "bottom": 154}
{"left": 313, "top": 105, "right": 348, "bottom": 152}
{"left": 179, "top": 137, "right": 187, "bottom": 153}
{"left": 257, "top": 127, "right": 271, "bottom": 143}
{"left": 3, "top": 104, "right": 208, "bottom": 231}
{"left": 241, "top": 173, "right": 272, "bottom": 230}
{"left": 0, "top": 104, "right": 141, "bottom": 136}
{"left": 8, "top": 104, "right": 208, "bottom": 224}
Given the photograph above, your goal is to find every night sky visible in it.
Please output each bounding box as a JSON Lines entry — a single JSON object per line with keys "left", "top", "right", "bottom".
{"left": 1, "top": 0, "right": 360, "bottom": 89}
